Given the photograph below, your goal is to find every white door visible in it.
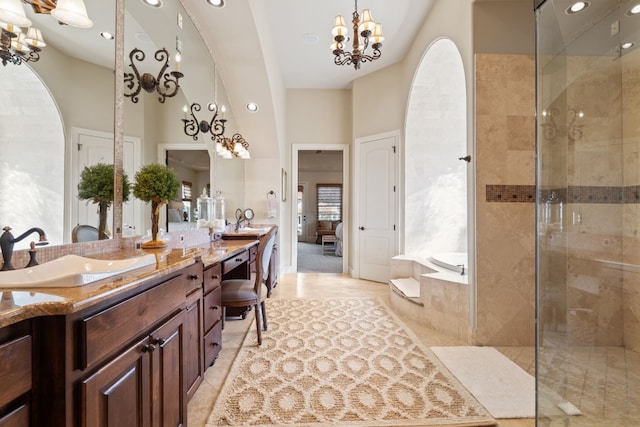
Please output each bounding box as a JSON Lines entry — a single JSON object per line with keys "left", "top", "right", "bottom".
{"left": 358, "top": 134, "right": 397, "bottom": 282}
{"left": 71, "top": 128, "right": 142, "bottom": 237}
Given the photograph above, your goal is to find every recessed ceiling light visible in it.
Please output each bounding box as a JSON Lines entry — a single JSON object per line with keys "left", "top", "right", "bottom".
{"left": 566, "top": 1, "right": 590, "bottom": 14}
{"left": 135, "top": 32, "right": 151, "bottom": 43}
{"left": 303, "top": 33, "right": 320, "bottom": 44}
{"left": 207, "top": 0, "right": 225, "bottom": 7}
{"left": 627, "top": 4, "right": 640, "bottom": 15}
{"left": 100, "top": 31, "right": 114, "bottom": 40}
{"left": 246, "top": 102, "right": 258, "bottom": 112}
{"left": 622, "top": 42, "right": 635, "bottom": 49}
{"left": 142, "top": 0, "right": 162, "bottom": 7}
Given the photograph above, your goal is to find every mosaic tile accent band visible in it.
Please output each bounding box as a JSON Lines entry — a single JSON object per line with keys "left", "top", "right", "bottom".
{"left": 486, "top": 185, "right": 536, "bottom": 203}
{"left": 486, "top": 185, "right": 640, "bottom": 204}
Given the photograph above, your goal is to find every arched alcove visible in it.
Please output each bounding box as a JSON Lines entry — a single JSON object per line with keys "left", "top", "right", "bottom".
{"left": 0, "top": 65, "right": 64, "bottom": 249}
{"left": 405, "top": 38, "right": 467, "bottom": 261}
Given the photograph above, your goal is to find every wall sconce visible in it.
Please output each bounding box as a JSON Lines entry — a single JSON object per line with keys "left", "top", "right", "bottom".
{"left": 182, "top": 102, "right": 227, "bottom": 141}
{"left": 216, "top": 133, "right": 250, "bottom": 159}
{"left": 124, "top": 47, "right": 183, "bottom": 104}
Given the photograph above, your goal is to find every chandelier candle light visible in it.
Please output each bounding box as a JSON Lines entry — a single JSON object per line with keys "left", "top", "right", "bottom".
{"left": 124, "top": 47, "right": 184, "bottom": 103}
{"left": 331, "top": 0, "right": 384, "bottom": 70}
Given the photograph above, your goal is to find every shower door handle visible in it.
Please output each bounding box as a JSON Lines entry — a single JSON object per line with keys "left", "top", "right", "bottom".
{"left": 359, "top": 226, "right": 365, "bottom": 231}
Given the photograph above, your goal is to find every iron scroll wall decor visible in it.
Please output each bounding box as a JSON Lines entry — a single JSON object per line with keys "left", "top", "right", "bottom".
{"left": 124, "top": 47, "right": 183, "bottom": 103}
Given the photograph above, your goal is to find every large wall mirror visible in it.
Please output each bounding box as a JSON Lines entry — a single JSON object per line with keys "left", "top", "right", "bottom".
{"left": 1, "top": 0, "right": 245, "bottom": 249}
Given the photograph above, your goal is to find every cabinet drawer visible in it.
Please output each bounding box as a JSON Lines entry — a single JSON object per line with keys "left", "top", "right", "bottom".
{"left": 203, "top": 263, "right": 222, "bottom": 294}
{"left": 81, "top": 275, "right": 186, "bottom": 369}
{"left": 203, "top": 286, "right": 222, "bottom": 333}
{"left": 0, "top": 403, "right": 29, "bottom": 427}
{"left": 203, "top": 321, "right": 222, "bottom": 367}
{"left": 183, "top": 262, "right": 203, "bottom": 295}
{"left": 0, "top": 335, "right": 31, "bottom": 409}
{"left": 222, "top": 250, "right": 248, "bottom": 275}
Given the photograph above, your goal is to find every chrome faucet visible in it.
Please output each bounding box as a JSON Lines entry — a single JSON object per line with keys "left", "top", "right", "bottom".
{"left": 1, "top": 226, "right": 48, "bottom": 271}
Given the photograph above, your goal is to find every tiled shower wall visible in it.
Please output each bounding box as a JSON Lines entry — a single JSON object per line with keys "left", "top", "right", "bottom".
{"left": 475, "top": 53, "right": 536, "bottom": 346}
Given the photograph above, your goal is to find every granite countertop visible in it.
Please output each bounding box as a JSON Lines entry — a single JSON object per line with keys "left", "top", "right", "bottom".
{"left": 0, "top": 238, "right": 259, "bottom": 329}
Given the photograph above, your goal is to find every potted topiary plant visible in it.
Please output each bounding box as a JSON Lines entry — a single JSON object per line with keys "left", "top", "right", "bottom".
{"left": 132, "top": 163, "right": 180, "bottom": 248}
{"left": 77, "top": 163, "right": 131, "bottom": 239}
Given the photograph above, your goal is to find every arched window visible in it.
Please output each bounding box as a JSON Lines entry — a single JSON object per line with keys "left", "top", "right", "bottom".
{"left": 405, "top": 38, "right": 467, "bottom": 259}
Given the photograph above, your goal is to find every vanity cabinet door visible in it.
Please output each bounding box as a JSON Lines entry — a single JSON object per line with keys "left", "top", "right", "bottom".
{"left": 149, "top": 311, "right": 186, "bottom": 427}
{"left": 82, "top": 336, "right": 152, "bottom": 427}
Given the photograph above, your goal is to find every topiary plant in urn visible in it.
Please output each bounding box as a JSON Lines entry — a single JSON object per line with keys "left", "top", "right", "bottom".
{"left": 77, "top": 163, "right": 131, "bottom": 239}
{"left": 132, "top": 163, "right": 180, "bottom": 248}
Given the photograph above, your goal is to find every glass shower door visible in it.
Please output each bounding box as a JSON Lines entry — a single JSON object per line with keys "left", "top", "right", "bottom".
{"left": 536, "top": 0, "right": 640, "bottom": 424}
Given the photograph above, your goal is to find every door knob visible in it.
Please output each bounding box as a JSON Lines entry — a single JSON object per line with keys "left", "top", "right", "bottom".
{"left": 359, "top": 226, "right": 365, "bottom": 231}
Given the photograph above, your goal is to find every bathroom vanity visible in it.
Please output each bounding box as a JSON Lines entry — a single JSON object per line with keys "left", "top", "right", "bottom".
{"left": 0, "top": 237, "right": 261, "bottom": 427}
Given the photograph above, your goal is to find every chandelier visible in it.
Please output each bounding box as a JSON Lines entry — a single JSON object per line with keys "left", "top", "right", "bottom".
{"left": 331, "top": 0, "right": 384, "bottom": 70}
{"left": 0, "top": 0, "right": 93, "bottom": 66}
{"left": 0, "top": 23, "right": 44, "bottom": 66}
{"left": 124, "top": 47, "right": 184, "bottom": 104}
{"left": 182, "top": 102, "right": 227, "bottom": 141}
{"left": 216, "top": 133, "right": 250, "bottom": 159}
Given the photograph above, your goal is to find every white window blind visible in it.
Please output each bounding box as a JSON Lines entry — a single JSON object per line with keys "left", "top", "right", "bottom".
{"left": 317, "top": 184, "right": 342, "bottom": 221}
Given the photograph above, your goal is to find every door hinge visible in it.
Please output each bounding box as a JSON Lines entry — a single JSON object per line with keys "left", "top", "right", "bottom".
{"left": 77, "top": 143, "right": 82, "bottom": 151}
{"left": 393, "top": 185, "right": 396, "bottom": 192}
{"left": 393, "top": 224, "right": 396, "bottom": 231}
{"left": 392, "top": 145, "right": 396, "bottom": 153}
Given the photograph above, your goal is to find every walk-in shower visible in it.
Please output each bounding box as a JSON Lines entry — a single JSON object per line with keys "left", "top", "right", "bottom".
{"left": 536, "top": 0, "right": 640, "bottom": 424}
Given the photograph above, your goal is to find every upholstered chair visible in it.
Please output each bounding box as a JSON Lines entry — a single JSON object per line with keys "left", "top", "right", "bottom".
{"left": 221, "top": 227, "right": 276, "bottom": 345}
{"left": 335, "top": 222, "right": 343, "bottom": 257}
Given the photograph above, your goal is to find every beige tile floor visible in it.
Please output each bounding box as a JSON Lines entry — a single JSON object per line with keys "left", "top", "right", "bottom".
{"left": 188, "top": 273, "right": 535, "bottom": 427}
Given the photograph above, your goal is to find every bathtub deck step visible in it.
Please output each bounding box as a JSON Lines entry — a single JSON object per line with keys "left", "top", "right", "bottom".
{"left": 389, "top": 278, "right": 423, "bottom": 306}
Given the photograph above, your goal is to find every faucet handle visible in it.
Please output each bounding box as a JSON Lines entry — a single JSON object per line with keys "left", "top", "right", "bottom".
{"left": 2, "top": 226, "right": 11, "bottom": 233}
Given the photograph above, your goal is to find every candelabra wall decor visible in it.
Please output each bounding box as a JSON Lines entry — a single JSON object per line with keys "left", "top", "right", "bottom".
{"left": 124, "top": 47, "right": 183, "bottom": 104}
{"left": 540, "top": 107, "right": 585, "bottom": 144}
{"left": 331, "top": 0, "right": 384, "bottom": 70}
{"left": 182, "top": 102, "right": 227, "bottom": 141}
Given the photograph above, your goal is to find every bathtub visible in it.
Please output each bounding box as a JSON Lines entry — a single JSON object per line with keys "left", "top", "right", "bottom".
{"left": 428, "top": 252, "right": 467, "bottom": 275}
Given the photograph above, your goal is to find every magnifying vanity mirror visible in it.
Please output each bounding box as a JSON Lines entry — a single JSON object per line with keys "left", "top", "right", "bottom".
{"left": 244, "top": 208, "right": 254, "bottom": 224}
{"left": 0, "top": 0, "right": 246, "bottom": 249}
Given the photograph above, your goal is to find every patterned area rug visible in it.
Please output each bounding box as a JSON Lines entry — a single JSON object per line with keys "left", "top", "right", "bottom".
{"left": 206, "top": 298, "right": 496, "bottom": 426}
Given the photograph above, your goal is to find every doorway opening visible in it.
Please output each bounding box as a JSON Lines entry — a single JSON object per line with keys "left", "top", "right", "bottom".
{"left": 292, "top": 144, "right": 349, "bottom": 273}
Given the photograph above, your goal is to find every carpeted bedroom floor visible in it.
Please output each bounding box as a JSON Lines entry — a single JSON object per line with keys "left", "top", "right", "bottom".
{"left": 297, "top": 241, "right": 342, "bottom": 273}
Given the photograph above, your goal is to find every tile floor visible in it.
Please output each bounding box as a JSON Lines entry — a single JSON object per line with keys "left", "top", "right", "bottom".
{"left": 187, "top": 273, "right": 535, "bottom": 427}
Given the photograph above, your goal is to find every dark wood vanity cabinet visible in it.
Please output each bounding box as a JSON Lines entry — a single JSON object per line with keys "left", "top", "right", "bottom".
{"left": 25, "top": 262, "right": 205, "bottom": 427}
{"left": 81, "top": 310, "right": 185, "bottom": 427}
{"left": 0, "top": 321, "right": 32, "bottom": 427}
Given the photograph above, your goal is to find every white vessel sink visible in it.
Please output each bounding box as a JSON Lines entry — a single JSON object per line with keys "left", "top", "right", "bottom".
{"left": 0, "top": 254, "right": 157, "bottom": 288}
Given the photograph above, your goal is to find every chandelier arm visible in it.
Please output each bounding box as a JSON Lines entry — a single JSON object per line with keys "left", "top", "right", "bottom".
{"left": 24, "top": 49, "right": 40, "bottom": 63}
{"left": 334, "top": 51, "right": 354, "bottom": 66}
